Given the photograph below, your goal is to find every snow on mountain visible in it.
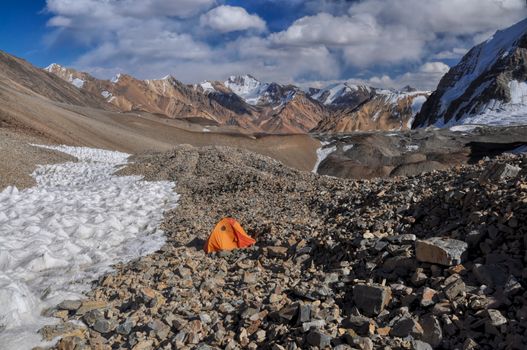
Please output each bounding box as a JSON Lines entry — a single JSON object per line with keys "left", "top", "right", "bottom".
{"left": 111, "top": 73, "right": 122, "bottom": 84}
{"left": 224, "top": 75, "right": 269, "bottom": 105}
{"left": 70, "top": 77, "right": 85, "bottom": 88}
{"left": 311, "top": 82, "right": 372, "bottom": 105}
{"left": 45, "top": 63, "right": 85, "bottom": 89}
{"left": 414, "top": 18, "right": 527, "bottom": 128}
{"left": 199, "top": 81, "right": 216, "bottom": 93}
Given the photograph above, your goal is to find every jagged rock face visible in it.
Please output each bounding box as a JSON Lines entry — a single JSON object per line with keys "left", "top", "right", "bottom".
{"left": 414, "top": 19, "right": 527, "bottom": 128}
{"left": 314, "top": 91, "right": 429, "bottom": 133}
{"left": 257, "top": 92, "right": 328, "bottom": 133}
{"left": 309, "top": 83, "right": 375, "bottom": 107}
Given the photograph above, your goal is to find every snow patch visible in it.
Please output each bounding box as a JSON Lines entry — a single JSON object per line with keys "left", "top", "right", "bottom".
{"left": 0, "top": 145, "right": 179, "bottom": 349}
{"left": 70, "top": 78, "right": 85, "bottom": 89}
{"left": 200, "top": 82, "right": 216, "bottom": 93}
{"left": 405, "top": 145, "right": 419, "bottom": 152}
{"left": 101, "top": 91, "right": 112, "bottom": 99}
{"left": 111, "top": 74, "right": 122, "bottom": 83}
{"left": 343, "top": 144, "right": 354, "bottom": 152}
{"left": 313, "top": 142, "right": 337, "bottom": 173}
{"left": 449, "top": 125, "right": 479, "bottom": 132}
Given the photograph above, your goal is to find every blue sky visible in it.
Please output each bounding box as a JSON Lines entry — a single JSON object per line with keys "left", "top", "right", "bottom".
{"left": 2, "top": 0, "right": 527, "bottom": 90}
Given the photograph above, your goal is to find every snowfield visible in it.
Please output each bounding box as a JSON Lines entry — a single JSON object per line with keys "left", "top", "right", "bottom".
{"left": 0, "top": 145, "right": 179, "bottom": 349}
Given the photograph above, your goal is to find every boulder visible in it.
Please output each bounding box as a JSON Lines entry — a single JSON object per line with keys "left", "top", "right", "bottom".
{"left": 353, "top": 284, "right": 392, "bottom": 316}
{"left": 415, "top": 237, "right": 467, "bottom": 266}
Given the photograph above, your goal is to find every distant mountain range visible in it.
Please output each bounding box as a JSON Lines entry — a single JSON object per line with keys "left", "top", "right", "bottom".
{"left": 44, "top": 64, "right": 428, "bottom": 134}
{"left": 3, "top": 18, "right": 527, "bottom": 135}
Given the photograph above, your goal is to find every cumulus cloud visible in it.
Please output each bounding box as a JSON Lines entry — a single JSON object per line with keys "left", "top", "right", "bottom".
{"left": 365, "top": 62, "right": 451, "bottom": 90}
{"left": 272, "top": 0, "right": 526, "bottom": 68}
{"left": 43, "top": 0, "right": 527, "bottom": 90}
{"left": 200, "top": 5, "right": 267, "bottom": 33}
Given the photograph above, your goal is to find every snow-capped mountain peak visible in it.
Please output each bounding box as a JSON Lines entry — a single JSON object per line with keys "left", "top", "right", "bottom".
{"left": 44, "top": 63, "right": 65, "bottom": 72}
{"left": 310, "top": 82, "right": 373, "bottom": 106}
{"left": 224, "top": 74, "right": 271, "bottom": 105}
{"left": 415, "top": 18, "right": 527, "bottom": 128}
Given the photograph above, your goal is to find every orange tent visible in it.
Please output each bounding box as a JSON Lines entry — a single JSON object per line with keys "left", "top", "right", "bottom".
{"left": 204, "top": 218, "right": 256, "bottom": 253}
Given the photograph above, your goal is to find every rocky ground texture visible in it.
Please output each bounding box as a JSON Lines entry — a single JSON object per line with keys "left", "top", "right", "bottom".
{"left": 40, "top": 145, "right": 527, "bottom": 350}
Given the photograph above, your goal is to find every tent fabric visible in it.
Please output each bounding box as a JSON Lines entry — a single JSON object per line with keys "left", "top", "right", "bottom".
{"left": 204, "top": 218, "right": 256, "bottom": 253}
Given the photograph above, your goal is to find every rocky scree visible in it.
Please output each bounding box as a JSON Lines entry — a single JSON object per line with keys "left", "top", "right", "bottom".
{"left": 40, "top": 145, "right": 527, "bottom": 350}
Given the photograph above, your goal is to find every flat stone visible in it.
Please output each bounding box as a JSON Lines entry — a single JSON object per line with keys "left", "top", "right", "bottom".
{"left": 302, "top": 320, "right": 326, "bottom": 332}
{"left": 342, "top": 315, "right": 375, "bottom": 336}
{"left": 278, "top": 304, "right": 299, "bottom": 323}
{"left": 390, "top": 317, "right": 424, "bottom": 338}
{"left": 353, "top": 284, "right": 392, "bottom": 316}
{"left": 420, "top": 287, "right": 438, "bottom": 307}
{"left": 57, "top": 300, "right": 82, "bottom": 311}
{"left": 306, "top": 330, "right": 332, "bottom": 348}
{"left": 415, "top": 237, "right": 467, "bottom": 266}
{"left": 443, "top": 276, "right": 465, "bottom": 300}
{"left": 485, "top": 309, "right": 507, "bottom": 327}
{"left": 75, "top": 300, "right": 107, "bottom": 315}
{"left": 93, "top": 319, "right": 115, "bottom": 334}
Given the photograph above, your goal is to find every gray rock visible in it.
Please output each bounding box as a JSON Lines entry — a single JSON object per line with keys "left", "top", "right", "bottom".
{"left": 116, "top": 319, "right": 133, "bottom": 335}
{"left": 351, "top": 337, "right": 374, "bottom": 350}
{"left": 420, "top": 314, "right": 443, "bottom": 347}
{"left": 485, "top": 309, "right": 507, "bottom": 327}
{"left": 342, "top": 315, "right": 374, "bottom": 336}
{"left": 57, "top": 300, "right": 81, "bottom": 311}
{"left": 473, "top": 264, "right": 508, "bottom": 288}
{"left": 278, "top": 304, "right": 298, "bottom": 323}
{"left": 353, "top": 284, "right": 392, "bottom": 316}
{"left": 412, "top": 340, "right": 433, "bottom": 350}
{"left": 443, "top": 276, "right": 466, "bottom": 300}
{"left": 302, "top": 320, "right": 326, "bottom": 333}
{"left": 297, "top": 304, "right": 311, "bottom": 324}
{"left": 479, "top": 163, "right": 521, "bottom": 183}
{"left": 82, "top": 309, "right": 103, "bottom": 327}
{"left": 306, "top": 330, "right": 332, "bottom": 348}
{"left": 415, "top": 237, "right": 467, "bottom": 266}
{"left": 390, "top": 317, "right": 424, "bottom": 338}
{"left": 93, "top": 318, "right": 115, "bottom": 334}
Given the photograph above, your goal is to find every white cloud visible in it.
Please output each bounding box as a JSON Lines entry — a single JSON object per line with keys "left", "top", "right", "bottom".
{"left": 43, "top": 0, "right": 527, "bottom": 90}
{"left": 47, "top": 0, "right": 215, "bottom": 19}
{"left": 200, "top": 6, "right": 267, "bottom": 33}
{"left": 367, "top": 62, "right": 451, "bottom": 90}
{"left": 271, "top": 0, "right": 526, "bottom": 68}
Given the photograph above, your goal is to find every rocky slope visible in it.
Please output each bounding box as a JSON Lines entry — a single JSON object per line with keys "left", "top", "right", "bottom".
{"left": 0, "top": 51, "right": 110, "bottom": 109}
{"left": 41, "top": 145, "right": 527, "bottom": 350}
{"left": 414, "top": 18, "right": 527, "bottom": 128}
{"left": 314, "top": 89, "right": 429, "bottom": 133}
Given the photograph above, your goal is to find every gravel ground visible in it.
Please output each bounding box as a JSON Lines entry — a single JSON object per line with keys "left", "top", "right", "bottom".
{"left": 0, "top": 128, "right": 73, "bottom": 190}
{"left": 40, "top": 145, "right": 527, "bottom": 350}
